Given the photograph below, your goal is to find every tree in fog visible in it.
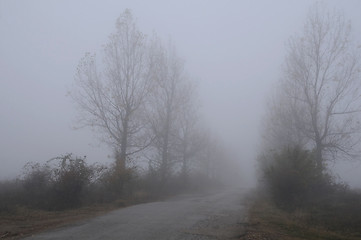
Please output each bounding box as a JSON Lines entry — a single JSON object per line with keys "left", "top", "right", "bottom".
{"left": 266, "top": 4, "right": 361, "bottom": 169}
{"left": 263, "top": 84, "right": 309, "bottom": 151}
{"left": 71, "top": 10, "right": 153, "bottom": 170}
{"left": 200, "top": 136, "right": 221, "bottom": 179}
{"left": 175, "top": 83, "right": 205, "bottom": 183}
{"left": 148, "top": 42, "right": 189, "bottom": 182}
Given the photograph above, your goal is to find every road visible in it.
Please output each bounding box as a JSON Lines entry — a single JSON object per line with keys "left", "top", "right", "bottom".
{"left": 24, "top": 188, "right": 247, "bottom": 240}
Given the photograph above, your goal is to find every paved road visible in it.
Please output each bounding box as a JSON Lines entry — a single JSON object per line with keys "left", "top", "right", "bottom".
{"left": 24, "top": 188, "right": 247, "bottom": 240}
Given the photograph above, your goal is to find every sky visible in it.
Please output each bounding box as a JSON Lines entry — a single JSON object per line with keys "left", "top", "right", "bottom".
{"left": 1, "top": 0, "right": 361, "bottom": 187}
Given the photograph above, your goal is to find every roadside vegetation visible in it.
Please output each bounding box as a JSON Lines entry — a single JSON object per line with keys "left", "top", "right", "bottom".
{"left": 243, "top": 147, "right": 361, "bottom": 239}
{"left": 0, "top": 153, "right": 224, "bottom": 239}
{"left": 243, "top": 190, "right": 361, "bottom": 240}
{"left": 1, "top": 9, "right": 240, "bottom": 239}
{"left": 245, "top": 3, "right": 361, "bottom": 239}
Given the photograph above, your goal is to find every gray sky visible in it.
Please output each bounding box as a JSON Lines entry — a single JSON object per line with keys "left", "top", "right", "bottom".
{"left": 1, "top": 0, "right": 361, "bottom": 187}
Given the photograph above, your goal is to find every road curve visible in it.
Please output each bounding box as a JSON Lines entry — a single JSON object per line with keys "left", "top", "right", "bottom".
{"left": 24, "top": 188, "right": 247, "bottom": 240}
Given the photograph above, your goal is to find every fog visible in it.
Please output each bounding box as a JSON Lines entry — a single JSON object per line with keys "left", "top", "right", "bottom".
{"left": 1, "top": 0, "right": 361, "bottom": 188}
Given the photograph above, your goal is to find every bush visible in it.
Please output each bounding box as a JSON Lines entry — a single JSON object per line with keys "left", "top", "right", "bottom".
{"left": 2, "top": 152, "right": 217, "bottom": 213}
{"left": 21, "top": 154, "right": 97, "bottom": 210}
{"left": 0, "top": 180, "right": 23, "bottom": 214}
{"left": 86, "top": 164, "right": 136, "bottom": 204}
{"left": 258, "top": 147, "right": 361, "bottom": 232}
{"left": 22, "top": 162, "right": 53, "bottom": 209}
{"left": 49, "top": 154, "right": 95, "bottom": 209}
{"left": 259, "top": 147, "right": 332, "bottom": 209}
{"left": 308, "top": 187, "right": 361, "bottom": 232}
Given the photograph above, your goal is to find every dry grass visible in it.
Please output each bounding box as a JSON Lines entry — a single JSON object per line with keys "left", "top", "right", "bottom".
{"left": 240, "top": 193, "right": 361, "bottom": 240}
{"left": 0, "top": 189, "right": 159, "bottom": 239}
{"left": 0, "top": 204, "right": 118, "bottom": 239}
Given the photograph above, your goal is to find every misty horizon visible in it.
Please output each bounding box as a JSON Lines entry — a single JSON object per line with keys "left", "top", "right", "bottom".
{"left": 1, "top": 0, "right": 361, "bottom": 188}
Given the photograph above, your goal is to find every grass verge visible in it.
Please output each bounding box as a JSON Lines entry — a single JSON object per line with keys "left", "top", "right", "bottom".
{"left": 240, "top": 192, "right": 361, "bottom": 240}
{"left": 0, "top": 204, "right": 120, "bottom": 239}
{"left": 0, "top": 192, "right": 158, "bottom": 240}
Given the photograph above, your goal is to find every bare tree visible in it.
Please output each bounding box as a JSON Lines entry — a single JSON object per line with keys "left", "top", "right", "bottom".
{"left": 71, "top": 10, "right": 153, "bottom": 170}
{"left": 267, "top": 4, "right": 361, "bottom": 169}
{"left": 198, "top": 135, "right": 219, "bottom": 180}
{"left": 262, "top": 83, "right": 309, "bottom": 151}
{"left": 175, "top": 83, "right": 205, "bottom": 183}
{"left": 148, "top": 41, "right": 188, "bottom": 183}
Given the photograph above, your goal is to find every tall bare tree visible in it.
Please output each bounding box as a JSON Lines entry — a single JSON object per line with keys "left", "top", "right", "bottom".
{"left": 71, "top": 10, "right": 153, "bottom": 170}
{"left": 148, "top": 41, "right": 188, "bottom": 183}
{"left": 175, "top": 83, "right": 205, "bottom": 183}
{"left": 266, "top": 4, "right": 361, "bottom": 169}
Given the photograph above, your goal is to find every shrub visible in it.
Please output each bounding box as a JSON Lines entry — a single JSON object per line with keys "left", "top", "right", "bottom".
{"left": 92, "top": 164, "right": 136, "bottom": 203}
{"left": 21, "top": 154, "right": 97, "bottom": 210}
{"left": 22, "top": 162, "right": 53, "bottom": 209}
{"left": 49, "top": 154, "right": 95, "bottom": 209}
{"left": 0, "top": 180, "right": 23, "bottom": 214}
{"left": 307, "top": 186, "right": 361, "bottom": 232}
{"left": 259, "top": 147, "right": 332, "bottom": 209}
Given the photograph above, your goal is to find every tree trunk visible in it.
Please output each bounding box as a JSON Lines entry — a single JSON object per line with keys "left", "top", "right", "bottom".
{"left": 160, "top": 104, "right": 172, "bottom": 183}
{"left": 117, "top": 115, "right": 129, "bottom": 171}
{"left": 315, "top": 142, "right": 323, "bottom": 171}
{"left": 181, "top": 139, "right": 189, "bottom": 185}
{"left": 160, "top": 127, "right": 169, "bottom": 182}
